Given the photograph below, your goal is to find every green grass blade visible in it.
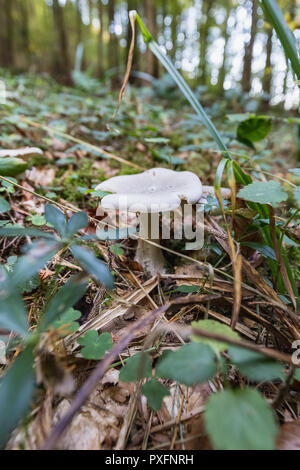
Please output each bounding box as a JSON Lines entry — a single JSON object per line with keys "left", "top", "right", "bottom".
{"left": 260, "top": 0, "right": 300, "bottom": 81}
{"left": 135, "top": 13, "right": 230, "bottom": 157}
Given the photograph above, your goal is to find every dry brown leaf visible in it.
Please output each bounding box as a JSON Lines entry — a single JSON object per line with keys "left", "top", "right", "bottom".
{"left": 277, "top": 420, "right": 300, "bottom": 450}
{"left": 26, "top": 167, "right": 55, "bottom": 186}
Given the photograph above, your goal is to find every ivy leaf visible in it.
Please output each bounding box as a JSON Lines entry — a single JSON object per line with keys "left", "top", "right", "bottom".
{"left": 141, "top": 379, "right": 170, "bottom": 411}
{"left": 70, "top": 245, "right": 114, "bottom": 289}
{"left": 228, "top": 345, "right": 285, "bottom": 382}
{"left": 237, "top": 181, "right": 288, "bottom": 206}
{"left": 77, "top": 331, "right": 113, "bottom": 360}
{"left": 0, "top": 196, "right": 10, "bottom": 214}
{"left": 191, "top": 320, "right": 240, "bottom": 354}
{"left": 119, "top": 352, "right": 152, "bottom": 382}
{"left": 156, "top": 343, "right": 216, "bottom": 386}
{"left": 237, "top": 116, "right": 272, "bottom": 148}
{"left": 44, "top": 204, "right": 67, "bottom": 237}
{"left": 52, "top": 308, "right": 81, "bottom": 336}
{"left": 0, "top": 347, "right": 35, "bottom": 449}
{"left": 204, "top": 388, "right": 278, "bottom": 450}
{"left": 67, "top": 211, "right": 88, "bottom": 237}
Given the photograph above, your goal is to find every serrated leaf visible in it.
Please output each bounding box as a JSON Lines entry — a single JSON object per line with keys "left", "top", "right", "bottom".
{"left": 0, "top": 196, "right": 10, "bottom": 214}
{"left": 156, "top": 343, "right": 216, "bottom": 386}
{"left": 67, "top": 211, "right": 88, "bottom": 237}
{"left": 52, "top": 308, "right": 81, "bottom": 336}
{"left": 204, "top": 388, "right": 278, "bottom": 450}
{"left": 77, "top": 331, "right": 113, "bottom": 359}
{"left": 40, "top": 275, "right": 88, "bottom": 331}
{"left": 119, "top": 352, "right": 152, "bottom": 382}
{"left": 0, "top": 346, "right": 35, "bottom": 449}
{"left": 237, "top": 181, "right": 288, "bottom": 206}
{"left": 228, "top": 345, "right": 285, "bottom": 381}
{"left": 44, "top": 204, "right": 67, "bottom": 237}
{"left": 191, "top": 320, "right": 240, "bottom": 354}
{"left": 141, "top": 378, "right": 170, "bottom": 411}
{"left": 70, "top": 245, "right": 114, "bottom": 289}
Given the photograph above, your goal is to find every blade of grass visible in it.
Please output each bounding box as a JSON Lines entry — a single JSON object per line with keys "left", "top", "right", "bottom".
{"left": 260, "top": 0, "right": 300, "bottom": 81}
{"left": 134, "top": 12, "right": 230, "bottom": 157}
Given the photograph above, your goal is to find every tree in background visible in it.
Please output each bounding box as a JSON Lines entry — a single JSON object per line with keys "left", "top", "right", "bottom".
{"left": 52, "top": 0, "right": 72, "bottom": 84}
{"left": 242, "top": 0, "right": 258, "bottom": 93}
{"left": 144, "top": 0, "right": 159, "bottom": 78}
{"left": 0, "top": 0, "right": 14, "bottom": 68}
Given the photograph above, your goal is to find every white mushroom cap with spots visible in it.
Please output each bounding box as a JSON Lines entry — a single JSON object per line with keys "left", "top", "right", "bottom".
{"left": 96, "top": 168, "right": 203, "bottom": 213}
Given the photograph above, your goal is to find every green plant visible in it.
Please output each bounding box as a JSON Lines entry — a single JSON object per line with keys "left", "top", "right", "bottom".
{"left": 0, "top": 204, "right": 114, "bottom": 448}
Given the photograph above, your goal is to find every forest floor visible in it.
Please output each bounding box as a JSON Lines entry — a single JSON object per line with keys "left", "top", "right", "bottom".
{"left": 1, "top": 71, "right": 300, "bottom": 450}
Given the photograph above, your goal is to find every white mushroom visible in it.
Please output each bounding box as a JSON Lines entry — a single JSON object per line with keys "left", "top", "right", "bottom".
{"left": 96, "top": 168, "right": 203, "bottom": 275}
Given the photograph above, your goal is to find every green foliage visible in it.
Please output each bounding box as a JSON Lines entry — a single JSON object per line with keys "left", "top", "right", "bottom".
{"left": 228, "top": 345, "right": 285, "bottom": 381}
{"left": 0, "top": 196, "right": 11, "bottom": 213}
{"left": 293, "top": 187, "right": 300, "bottom": 207}
{"left": 141, "top": 379, "right": 170, "bottom": 412}
{"left": 77, "top": 331, "right": 113, "bottom": 360}
{"left": 44, "top": 204, "right": 67, "bottom": 238}
{"left": 240, "top": 242, "right": 277, "bottom": 261}
{"left": 119, "top": 353, "right": 152, "bottom": 382}
{"left": 52, "top": 308, "right": 81, "bottom": 336}
{"left": 0, "top": 347, "right": 35, "bottom": 449}
{"left": 175, "top": 284, "right": 199, "bottom": 293}
{"left": 237, "top": 181, "right": 288, "bottom": 205}
{"left": 205, "top": 388, "right": 278, "bottom": 450}
{"left": 156, "top": 343, "right": 217, "bottom": 386}
{"left": 70, "top": 245, "right": 114, "bottom": 289}
{"left": 0, "top": 157, "right": 28, "bottom": 176}
{"left": 191, "top": 320, "right": 240, "bottom": 354}
{"left": 237, "top": 116, "right": 272, "bottom": 148}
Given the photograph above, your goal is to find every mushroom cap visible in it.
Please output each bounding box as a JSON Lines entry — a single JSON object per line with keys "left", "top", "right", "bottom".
{"left": 96, "top": 168, "right": 203, "bottom": 213}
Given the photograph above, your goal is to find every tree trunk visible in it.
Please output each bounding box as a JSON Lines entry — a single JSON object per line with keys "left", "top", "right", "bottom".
{"left": 262, "top": 26, "right": 273, "bottom": 109}
{"left": 97, "top": 0, "right": 104, "bottom": 76}
{"left": 198, "top": 0, "right": 213, "bottom": 85}
{"left": 242, "top": 0, "right": 258, "bottom": 93}
{"left": 108, "top": 0, "right": 119, "bottom": 88}
{"left": 52, "top": 0, "right": 72, "bottom": 85}
{"left": 0, "top": 0, "right": 14, "bottom": 67}
{"left": 18, "top": 0, "right": 30, "bottom": 67}
{"left": 144, "top": 0, "right": 159, "bottom": 78}
{"left": 217, "top": 4, "right": 231, "bottom": 95}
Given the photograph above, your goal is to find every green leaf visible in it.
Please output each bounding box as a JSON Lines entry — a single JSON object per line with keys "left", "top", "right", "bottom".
{"left": 40, "top": 275, "right": 88, "bottom": 331}
{"left": 141, "top": 378, "right": 170, "bottom": 411}
{"left": 240, "top": 242, "right": 277, "bottom": 261}
{"left": 77, "top": 331, "right": 113, "bottom": 360}
{"left": 70, "top": 245, "right": 114, "bottom": 289}
{"left": 0, "top": 346, "right": 35, "bottom": 449}
{"left": 191, "top": 320, "right": 240, "bottom": 354}
{"left": 228, "top": 346, "right": 285, "bottom": 382}
{"left": 176, "top": 285, "right": 199, "bottom": 293}
{"left": 237, "top": 181, "right": 288, "bottom": 205}
{"left": 261, "top": 0, "right": 300, "bottom": 81}
{"left": 204, "top": 388, "right": 278, "bottom": 450}
{"left": 44, "top": 204, "right": 67, "bottom": 237}
{"left": 135, "top": 13, "right": 229, "bottom": 156}
{"left": 0, "top": 269, "right": 28, "bottom": 335}
{"left": 119, "top": 352, "right": 152, "bottom": 382}
{"left": 289, "top": 168, "right": 300, "bottom": 177}
{"left": 52, "top": 308, "right": 81, "bottom": 336}
{"left": 67, "top": 211, "right": 88, "bottom": 237}
{"left": 293, "top": 187, "right": 300, "bottom": 207}
{"left": 30, "top": 214, "right": 46, "bottom": 226}
{"left": 237, "top": 116, "right": 272, "bottom": 148}
{"left": 13, "top": 241, "right": 60, "bottom": 287}
{"left": 109, "top": 243, "right": 124, "bottom": 257}
{"left": 0, "top": 226, "right": 56, "bottom": 239}
{"left": 0, "top": 196, "right": 10, "bottom": 214}
{"left": 156, "top": 343, "right": 216, "bottom": 386}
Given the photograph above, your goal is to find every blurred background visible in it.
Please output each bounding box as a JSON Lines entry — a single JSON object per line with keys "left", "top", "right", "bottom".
{"left": 0, "top": 0, "right": 299, "bottom": 110}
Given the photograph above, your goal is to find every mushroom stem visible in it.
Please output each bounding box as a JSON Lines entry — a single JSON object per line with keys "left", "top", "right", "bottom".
{"left": 135, "top": 213, "right": 165, "bottom": 275}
